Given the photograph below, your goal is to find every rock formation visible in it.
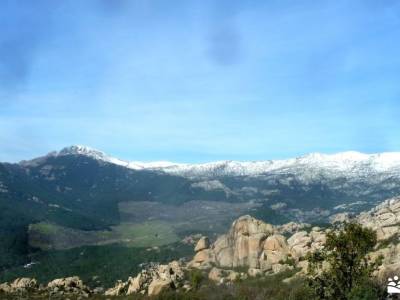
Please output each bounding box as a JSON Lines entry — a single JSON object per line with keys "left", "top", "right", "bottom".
{"left": 357, "top": 196, "right": 400, "bottom": 241}
{"left": 47, "top": 276, "right": 91, "bottom": 297}
{"left": 0, "top": 278, "right": 38, "bottom": 294}
{"left": 105, "top": 260, "right": 185, "bottom": 296}
{"left": 189, "top": 215, "right": 325, "bottom": 276}
{"left": 0, "top": 276, "right": 91, "bottom": 297}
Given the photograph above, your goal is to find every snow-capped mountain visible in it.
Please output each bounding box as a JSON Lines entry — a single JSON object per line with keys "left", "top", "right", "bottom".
{"left": 153, "top": 152, "right": 400, "bottom": 179}
{"left": 33, "top": 145, "right": 400, "bottom": 179}
{"left": 21, "top": 145, "right": 180, "bottom": 170}
{"left": 7, "top": 144, "right": 400, "bottom": 238}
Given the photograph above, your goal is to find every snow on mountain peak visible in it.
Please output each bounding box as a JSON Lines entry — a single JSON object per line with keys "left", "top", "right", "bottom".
{"left": 28, "top": 146, "right": 400, "bottom": 178}
{"left": 57, "top": 145, "right": 130, "bottom": 168}
{"left": 56, "top": 145, "right": 179, "bottom": 170}
{"left": 59, "top": 145, "right": 106, "bottom": 158}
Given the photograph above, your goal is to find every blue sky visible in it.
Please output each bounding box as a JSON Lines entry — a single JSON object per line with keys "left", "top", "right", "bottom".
{"left": 1, "top": 0, "right": 400, "bottom": 163}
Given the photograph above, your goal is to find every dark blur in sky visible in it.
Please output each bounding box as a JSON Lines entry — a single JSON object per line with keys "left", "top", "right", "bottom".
{"left": 1, "top": 0, "right": 400, "bottom": 162}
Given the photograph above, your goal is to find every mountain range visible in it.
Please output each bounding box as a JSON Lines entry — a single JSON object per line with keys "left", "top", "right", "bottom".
{"left": 2, "top": 145, "right": 400, "bottom": 278}
{"left": 28, "top": 145, "right": 400, "bottom": 178}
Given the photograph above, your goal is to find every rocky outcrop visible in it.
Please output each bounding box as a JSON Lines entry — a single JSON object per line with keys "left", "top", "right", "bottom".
{"left": 148, "top": 278, "right": 173, "bottom": 296}
{"left": 263, "top": 234, "right": 289, "bottom": 265}
{"left": 190, "top": 235, "right": 215, "bottom": 269}
{"left": 275, "top": 222, "right": 310, "bottom": 235}
{"left": 187, "top": 198, "right": 400, "bottom": 282}
{"left": 287, "top": 228, "right": 326, "bottom": 259}
{"left": 212, "top": 215, "right": 274, "bottom": 269}
{"left": 104, "top": 280, "right": 128, "bottom": 296}
{"left": 0, "top": 276, "right": 90, "bottom": 297}
{"left": 47, "top": 276, "right": 91, "bottom": 297}
{"left": 188, "top": 215, "right": 325, "bottom": 276}
{"left": 357, "top": 197, "right": 400, "bottom": 241}
{"left": 370, "top": 243, "right": 400, "bottom": 280}
{"left": 195, "top": 236, "right": 209, "bottom": 252}
{"left": 106, "top": 260, "right": 185, "bottom": 296}
{"left": 0, "top": 278, "right": 38, "bottom": 294}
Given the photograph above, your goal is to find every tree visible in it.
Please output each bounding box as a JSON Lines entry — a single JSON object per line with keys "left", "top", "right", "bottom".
{"left": 307, "top": 222, "right": 384, "bottom": 300}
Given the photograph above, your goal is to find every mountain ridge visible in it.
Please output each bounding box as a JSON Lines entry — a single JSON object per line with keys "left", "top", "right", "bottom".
{"left": 19, "top": 145, "right": 400, "bottom": 178}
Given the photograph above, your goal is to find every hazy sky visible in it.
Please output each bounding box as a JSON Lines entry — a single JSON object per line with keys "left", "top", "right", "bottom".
{"left": 1, "top": 0, "right": 400, "bottom": 163}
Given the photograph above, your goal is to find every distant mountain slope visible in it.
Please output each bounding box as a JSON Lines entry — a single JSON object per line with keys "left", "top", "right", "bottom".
{"left": 11, "top": 145, "right": 400, "bottom": 216}
{"left": 0, "top": 152, "right": 219, "bottom": 269}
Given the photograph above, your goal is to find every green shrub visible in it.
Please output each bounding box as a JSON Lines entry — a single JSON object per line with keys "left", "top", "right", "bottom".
{"left": 189, "top": 269, "right": 204, "bottom": 290}
{"left": 307, "top": 222, "right": 384, "bottom": 300}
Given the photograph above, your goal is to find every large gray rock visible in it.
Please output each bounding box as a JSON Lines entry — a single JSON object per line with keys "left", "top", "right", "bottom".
{"left": 148, "top": 279, "right": 172, "bottom": 296}
{"left": 47, "top": 276, "right": 90, "bottom": 297}
{"left": 264, "top": 234, "right": 289, "bottom": 264}
{"left": 211, "top": 215, "right": 274, "bottom": 269}
{"left": 195, "top": 237, "right": 210, "bottom": 252}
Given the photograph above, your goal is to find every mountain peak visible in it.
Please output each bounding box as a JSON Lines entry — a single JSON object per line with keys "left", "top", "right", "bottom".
{"left": 58, "top": 145, "right": 106, "bottom": 158}
{"left": 57, "top": 145, "right": 134, "bottom": 168}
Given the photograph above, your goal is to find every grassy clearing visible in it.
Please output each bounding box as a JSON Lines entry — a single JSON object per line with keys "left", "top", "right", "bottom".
{"left": 112, "top": 221, "right": 179, "bottom": 248}
{"left": 29, "top": 221, "right": 180, "bottom": 250}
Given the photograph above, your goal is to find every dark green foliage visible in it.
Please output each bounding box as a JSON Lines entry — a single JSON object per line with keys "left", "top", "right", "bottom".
{"left": 347, "top": 280, "right": 386, "bottom": 300}
{"left": 307, "top": 222, "right": 384, "bottom": 300}
{"left": 156, "top": 270, "right": 313, "bottom": 300}
{"left": 252, "top": 204, "right": 291, "bottom": 225}
{"left": 279, "top": 257, "right": 296, "bottom": 267}
{"left": 0, "top": 242, "right": 193, "bottom": 288}
{"left": 188, "top": 269, "right": 204, "bottom": 290}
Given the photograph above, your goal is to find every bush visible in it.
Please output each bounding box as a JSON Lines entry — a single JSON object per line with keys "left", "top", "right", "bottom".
{"left": 189, "top": 269, "right": 204, "bottom": 290}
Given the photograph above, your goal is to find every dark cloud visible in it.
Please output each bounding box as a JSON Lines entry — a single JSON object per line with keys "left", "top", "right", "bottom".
{"left": 205, "top": 0, "right": 247, "bottom": 66}
{"left": 207, "top": 26, "right": 242, "bottom": 66}
{"left": 0, "top": 35, "right": 38, "bottom": 89}
{"left": 0, "top": 0, "right": 55, "bottom": 90}
{"left": 95, "top": 0, "right": 131, "bottom": 16}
